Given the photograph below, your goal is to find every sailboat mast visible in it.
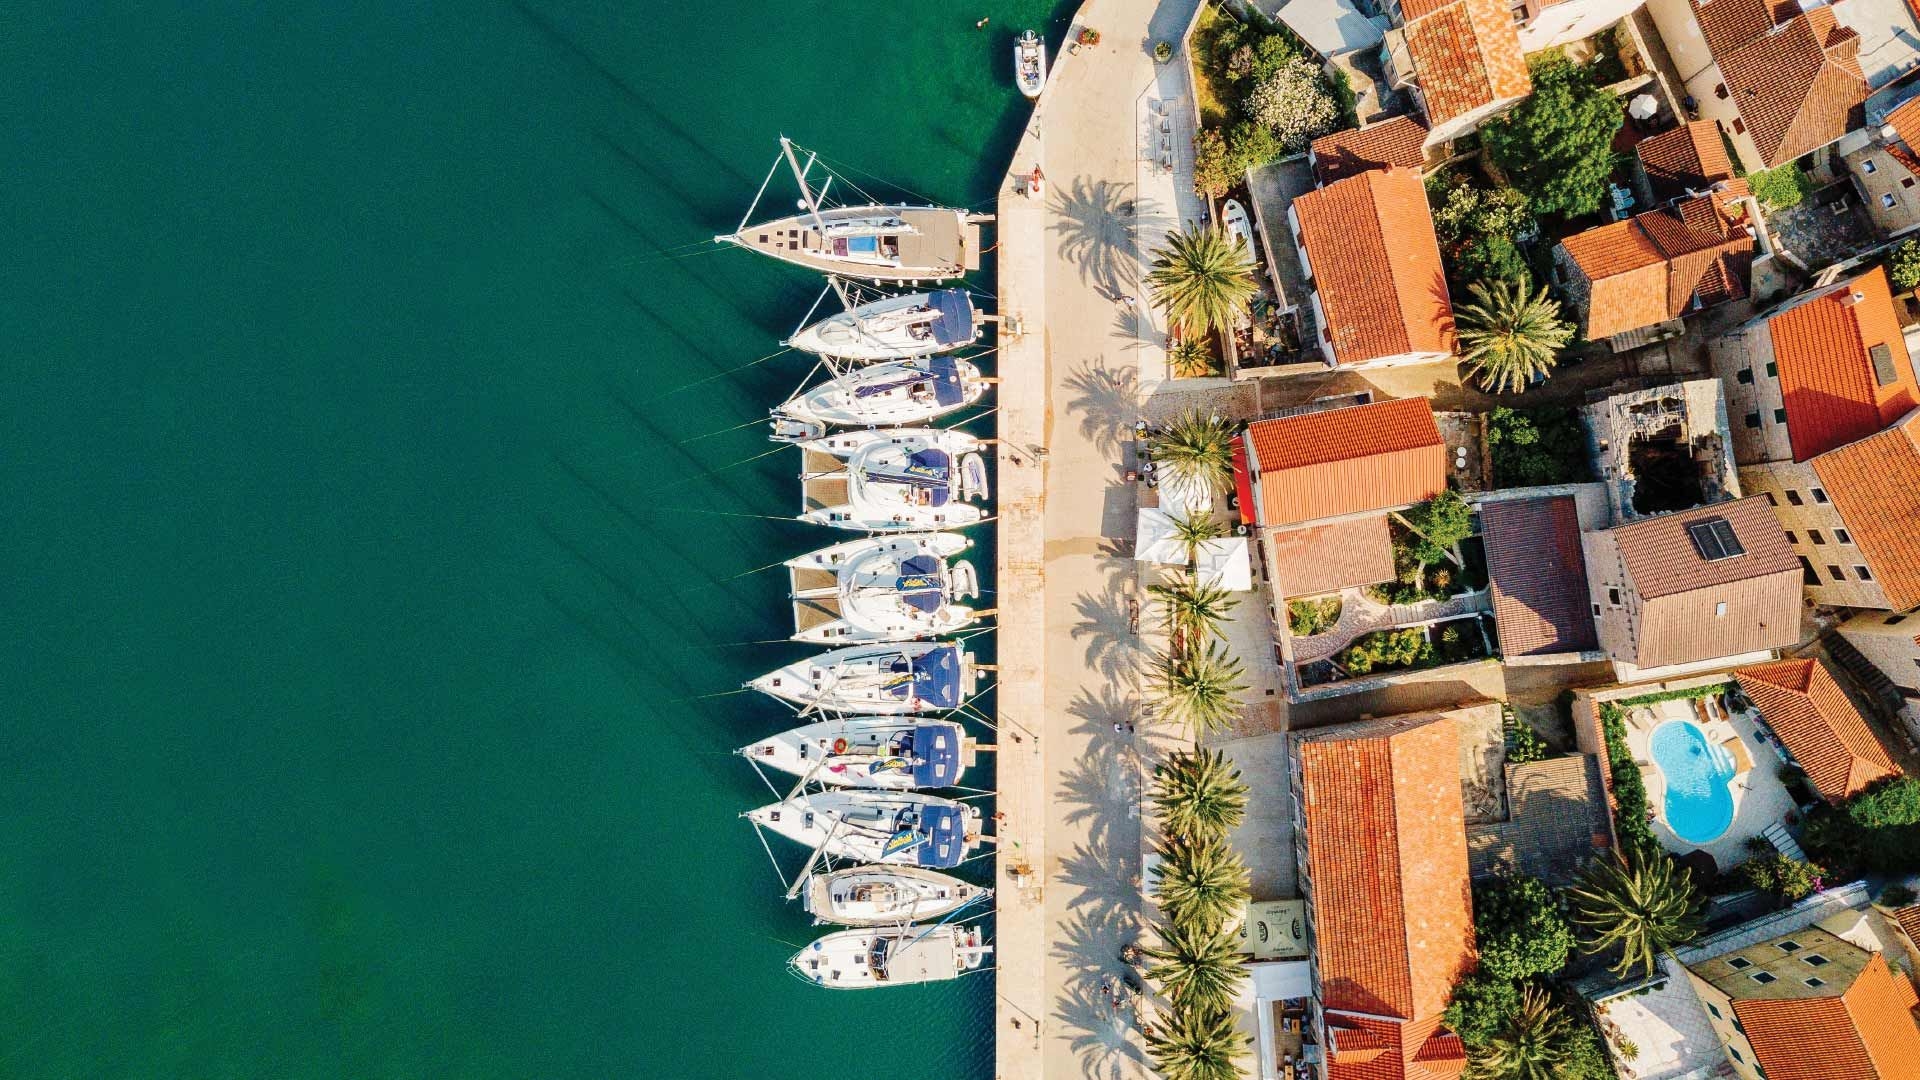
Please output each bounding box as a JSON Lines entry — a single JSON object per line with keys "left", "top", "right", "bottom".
{"left": 780, "top": 136, "right": 830, "bottom": 235}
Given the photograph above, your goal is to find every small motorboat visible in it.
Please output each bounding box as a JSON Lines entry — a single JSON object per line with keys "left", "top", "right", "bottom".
{"left": 802, "top": 865, "right": 987, "bottom": 926}
{"left": 745, "top": 790, "right": 984, "bottom": 868}
{"left": 786, "top": 289, "right": 981, "bottom": 361}
{"left": 798, "top": 428, "right": 990, "bottom": 532}
{"left": 786, "top": 532, "right": 979, "bottom": 643}
{"left": 1016, "top": 31, "right": 1047, "bottom": 100}
{"left": 771, "top": 355, "right": 987, "bottom": 441}
{"left": 738, "top": 716, "right": 976, "bottom": 791}
{"left": 747, "top": 641, "right": 977, "bottom": 715}
{"left": 791, "top": 923, "right": 992, "bottom": 988}
{"left": 1221, "top": 199, "right": 1257, "bottom": 261}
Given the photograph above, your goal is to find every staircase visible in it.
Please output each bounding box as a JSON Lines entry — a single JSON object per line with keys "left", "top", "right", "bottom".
{"left": 1819, "top": 629, "right": 1904, "bottom": 717}
{"left": 1762, "top": 821, "right": 1807, "bottom": 862}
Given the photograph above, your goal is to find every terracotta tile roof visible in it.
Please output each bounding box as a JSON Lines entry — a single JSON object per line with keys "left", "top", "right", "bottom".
{"left": 1712, "top": 4, "right": 1868, "bottom": 168}
{"left": 1637, "top": 121, "right": 1736, "bottom": 202}
{"left": 1312, "top": 116, "right": 1432, "bottom": 185}
{"left": 1243, "top": 398, "right": 1448, "bottom": 527}
{"left": 1558, "top": 189, "right": 1756, "bottom": 338}
{"left": 1269, "top": 514, "right": 1398, "bottom": 600}
{"left": 1401, "top": 0, "right": 1531, "bottom": 126}
{"left": 1293, "top": 168, "right": 1455, "bottom": 366}
{"left": 1481, "top": 496, "right": 1599, "bottom": 657}
{"left": 1765, "top": 267, "right": 1920, "bottom": 462}
{"left": 1732, "top": 952, "right": 1920, "bottom": 1080}
{"left": 1734, "top": 658, "right": 1899, "bottom": 803}
{"left": 1609, "top": 496, "right": 1802, "bottom": 668}
{"left": 1296, "top": 713, "right": 1475, "bottom": 1080}
{"left": 1883, "top": 96, "right": 1920, "bottom": 175}
{"left": 1693, "top": 0, "right": 1799, "bottom": 56}
{"left": 1812, "top": 410, "right": 1920, "bottom": 611}
{"left": 1892, "top": 904, "right": 1920, "bottom": 952}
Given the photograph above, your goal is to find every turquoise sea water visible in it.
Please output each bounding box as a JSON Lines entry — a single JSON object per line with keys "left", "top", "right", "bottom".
{"left": 1, "top": 3, "right": 1060, "bottom": 1075}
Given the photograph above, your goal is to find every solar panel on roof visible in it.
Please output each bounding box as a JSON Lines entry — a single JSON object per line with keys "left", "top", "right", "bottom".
{"left": 1687, "top": 518, "right": 1746, "bottom": 561}
{"left": 1870, "top": 343, "right": 1898, "bottom": 387}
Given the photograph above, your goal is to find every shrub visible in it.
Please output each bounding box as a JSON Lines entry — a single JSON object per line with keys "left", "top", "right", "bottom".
{"left": 1888, "top": 237, "right": 1920, "bottom": 293}
{"left": 1880, "top": 883, "right": 1917, "bottom": 907}
{"left": 1748, "top": 163, "right": 1812, "bottom": 211}
{"left": 1078, "top": 27, "right": 1101, "bottom": 47}
{"left": 1484, "top": 52, "right": 1623, "bottom": 217}
{"left": 1444, "top": 972, "right": 1522, "bottom": 1046}
{"left": 1245, "top": 33, "right": 1299, "bottom": 81}
{"left": 1487, "top": 406, "right": 1591, "bottom": 487}
{"left": 1600, "top": 704, "right": 1659, "bottom": 858}
{"left": 1287, "top": 597, "right": 1342, "bottom": 637}
{"left": 1244, "top": 58, "right": 1341, "bottom": 154}
{"left": 1338, "top": 627, "right": 1433, "bottom": 675}
{"left": 1847, "top": 776, "right": 1920, "bottom": 829}
{"left": 1474, "top": 875, "right": 1576, "bottom": 980}
{"left": 1740, "top": 852, "right": 1825, "bottom": 902}
{"left": 1154, "top": 41, "right": 1173, "bottom": 63}
{"left": 1429, "top": 175, "right": 1533, "bottom": 250}
{"left": 1454, "top": 235, "right": 1530, "bottom": 287}
{"left": 1506, "top": 708, "right": 1550, "bottom": 765}
{"left": 1403, "top": 489, "right": 1473, "bottom": 565}
{"left": 1193, "top": 128, "right": 1237, "bottom": 199}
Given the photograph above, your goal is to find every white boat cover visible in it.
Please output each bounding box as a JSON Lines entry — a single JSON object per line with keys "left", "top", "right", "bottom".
{"left": 1195, "top": 537, "right": 1252, "bottom": 592}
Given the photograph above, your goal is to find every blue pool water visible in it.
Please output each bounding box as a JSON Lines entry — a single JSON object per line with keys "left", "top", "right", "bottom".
{"left": 1649, "top": 719, "right": 1737, "bottom": 845}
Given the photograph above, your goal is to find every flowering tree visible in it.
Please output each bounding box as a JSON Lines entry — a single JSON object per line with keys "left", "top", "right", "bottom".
{"left": 1244, "top": 59, "right": 1340, "bottom": 155}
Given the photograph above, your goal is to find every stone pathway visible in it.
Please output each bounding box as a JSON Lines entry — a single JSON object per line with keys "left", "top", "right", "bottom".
{"left": 1291, "top": 587, "right": 1492, "bottom": 663}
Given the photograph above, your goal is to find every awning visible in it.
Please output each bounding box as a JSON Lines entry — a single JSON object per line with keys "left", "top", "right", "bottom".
{"left": 1158, "top": 467, "right": 1213, "bottom": 517}
{"left": 1231, "top": 434, "right": 1255, "bottom": 527}
{"left": 1135, "top": 507, "right": 1187, "bottom": 564}
{"left": 1195, "top": 537, "right": 1253, "bottom": 592}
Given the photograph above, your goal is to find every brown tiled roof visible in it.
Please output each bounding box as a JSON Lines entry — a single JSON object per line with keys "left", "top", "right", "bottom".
{"left": 1610, "top": 496, "right": 1802, "bottom": 668}
{"left": 1243, "top": 398, "right": 1448, "bottom": 527}
{"left": 1312, "top": 116, "right": 1432, "bottom": 185}
{"left": 1559, "top": 189, "right": 1756, "bottom": 338}
{"left": 1812, "top": 410, "right": 1920, "bottom": 611}
{"left": 1298, "top": 713, "right": 1475, "bottom": 1080}
{"left": 1732, "top": 952, "right": 1920, "bottom": 1080}
{"left": 1883, "top": 97, "right": 1920, "bottom": 175}
{"left": 1892, "top": 904, "right": 1920, "bottom": 952}
{"left": 1401, "top": 0, "right": 1531, "bottom": 126}
{"left": 1481, "top": 496, "right": 1599, "bottom": 657}
{"left": 1269, "top": 514, "right": 1398, "bottom": 600}
{"left": 1766, "top": 268, "right": 1920, "bottom": 463}
{"left": 1467, "top": 754, "right": 1612, "bottom": 884}
{"left": 1734, "top": 658, "right": 1899, "bottom": 804}
{"left": 1637, "top": 121, "right": 1736, "bottom": 202}
{"left": 1293, "top": 168, "right": 1456, "bottom": 365}
{"left": 1712, "top": 4, "right": 1868, "bottom": 168}
{"left": 1693, "top": 0, "right": 1798, "bottom": 56}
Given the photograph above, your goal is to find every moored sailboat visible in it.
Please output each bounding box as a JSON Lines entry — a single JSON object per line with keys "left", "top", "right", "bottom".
{"left": 786, "top": 288, "right": 980, "bottom": 361}
{"left": 801, "top": 865, "right": 986, "bottom": 926}
{"left": 738, "top": 716, "right": 975, "bottom": 791}
{"left": 786, "top": 533, "right": 979, "bottom": 643}
{"left": 791, "top": 923, "right": 991, "bottom": 988}
{"left": 747, "top": 640, "right": 976, "bottom": 715}
{"left": 746, "top": 790, "right": 983, "bottom": 868}
{"left": 770, "top": 355, "right": 987, "bottom": 442}
{"left": 798, "top": 428, "right": 990, "bottom": 532}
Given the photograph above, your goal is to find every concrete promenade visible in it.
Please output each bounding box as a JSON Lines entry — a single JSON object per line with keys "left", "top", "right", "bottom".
{"left": 995, "top": 4, "right": 1203, "bottom": 1078}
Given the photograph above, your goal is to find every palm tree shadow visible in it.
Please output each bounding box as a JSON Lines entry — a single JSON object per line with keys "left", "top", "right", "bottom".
{"left": 1071, "top": 585, "right": 1142, "bottom": 682}
{"left": 1065, "top": 360, "right": 1141, "bottom": 454}
{"left": 1051, "top": 176, "right": 1164, "bottom": 296}
{"left": 1051, "top": 904, "right": 1152, "bottom": 1079}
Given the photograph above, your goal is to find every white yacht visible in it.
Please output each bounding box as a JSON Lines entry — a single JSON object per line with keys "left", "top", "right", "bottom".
{"left": 802, "top": 865, "right": 986, "bottom": 926}
{"left": 738, "top": 716, "right": 975, "bottom": 791}
{"left": 1016, "top": 31, "right": 1047, "bottom": 99}
{"left": 786, "top": 288, "right": 980, "bottom": 361}
{"left": 745, "top": 790, "right": 983, "bottom": 869}
{"left": 799, "top": 429, "right": 990, "bottom": 532}
{"left": 791, "top": 923, "right": 991, "bottom": 988}
{"left": 787, "top": 533, "right": 978, "bottom": 643}
{"left": 770, "top": 355, "right": 987, "bottom": 442}
{"left": 747, "top": 641, "right": 976, "bottom": 715}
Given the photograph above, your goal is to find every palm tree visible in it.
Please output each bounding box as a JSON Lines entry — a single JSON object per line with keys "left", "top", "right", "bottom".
{"left": 1169, "top": 338, "right": 1217, "bottom": 379}
{"left": 1456, "top": 277, "right": 1574, "bottom": 394}
{"left": 1146, "top": 225, "right": 1259, "bottom": 339}
{"left": 1151, "top": 748, "right": 1250, "bottom": 841}
{"left": 1145, "top": 1005, "right": 1248, "bottom": 1080}
{"left": 1150, "top": 571, "right": 1241, "bottom": 655}
{"left": 1567, "top": 850, "right": 1703, "bottom": 978}
{"left": 1144, "top": 919, "right": 1246, "bottom": 1016}
{"left": 1167, "top": 512, "right": 1225, "bottom": 570}
{"left": 1149, "top": 409, "right": 1236, "bottom": 500}
{"left": 1150, "top": 642, "right": 1249, "bottom": 738}
{"left": 1471, "top": 985, "right": 1571, "bottom": 1080}
{"left": 1151, "top": 833, "right": 1251, "bottom": 934}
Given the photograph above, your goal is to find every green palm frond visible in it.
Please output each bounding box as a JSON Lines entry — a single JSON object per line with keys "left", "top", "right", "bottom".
{"left": 1151, "top": 833, "right": 1251, "bottom": 935}
{"left": 1144, "top": 1004, "right": 1249, "bottom": 1080}
{"left": 1566, "top": 850, "right": 1703, "bottom": 978}
{"left": 1143, "top": 919, "right": 1247, "bottom": 1016}
{"left": 1151, "top": 748, "right": 1251, "bottom": 841}
{"left": 1149, "top": 409, "right": 1237, "bottom": 499}
{"left": 1470, "top": 985, "right": 1572, "bottom": 1080}
{"left": 1456, "top": 277, "right": 1573, "bottom": 394}
{"left": 1147, "top": 226, "right": 1260, "bottom": 339}
{"left": 1149, "top": 571, "right": 1241, "bottom": 649}
{"left": 1150, "top": 641, "right": 1249, "bottom": 738}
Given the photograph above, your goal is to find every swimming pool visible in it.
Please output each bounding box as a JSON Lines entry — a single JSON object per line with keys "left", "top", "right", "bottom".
{"left": 1649, "top": 719, "right": 1737, "bottom": 845}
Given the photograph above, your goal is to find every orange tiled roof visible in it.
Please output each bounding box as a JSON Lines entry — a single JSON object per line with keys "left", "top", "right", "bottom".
{"left": 1558, "top": 188, "right": 1755, "bottom": 338}
{"left": 1710, "top": 3, "right": 1868, "bottom": 167}
{"left": 1766, "top": 267, "right": 1920, "bottom": 462}
{"left": 1292, "top": 168, "right": 1455, "bottom": 366}
{"left": 1295, "top": 714, "right": 1476, "bottom": 1025}
{"left": 1732, "top": 952, "right": 1920, "bottom": 1080}
{"left": 1401, "top": 0, "right": 1531, "bottom": 126}
{"left": 1734, "top": 658, "right": 1898, "bottom": 803}
{"left": 1481, "top": 496, "right": 1599, "bottom": 657}
{"left": 1243, "top": 398, "right": 1448, "bottom": 527}
{"left": 1883, "top": 96, "right": 1920, "bottom": 175}
{"left": 1812, "top": 410, "right": 1920, "bottom": 611}
{"left": 1327, "top": 1013, "right": 1468, "bottom": 1080}
{"left": 1312, "top": 116, "right": 1431, "bottom": 185}
{"left": 1637, "top": 121, "right": 1736, "bottom": 202}
{"left": 1268, "top": 514, "right": 1399, "bottom": 600}
{"left": 1892, "top": 904, "right": 1920, "bottom": 951}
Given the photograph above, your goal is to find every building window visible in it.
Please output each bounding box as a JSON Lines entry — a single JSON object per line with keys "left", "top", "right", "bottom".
{"left": 1835, "top": 529, "right": 1851, "bottom": 544}
{"left": 1737, "top": 367, "right": 1754, "bottom": 384}
{"left": 1765, "top": 361, "right": 1778, "bottom": 378}
{"left": 1785, "top": 531, "right": 1798, "bottom": 543}
{"left": 1806, "top": 976, "right": 1827, "bottom": 987}
{"left": 1887, "top": 614, "right": 1909, "bottom": 625}
{"left": 1857, "top": 565, "right": 1873, "bottom": 581}
{"left": 1907, "top": 177, "right": 1917, "bottom": 189}
{"left": 1764, "top": 491, "right": 1778, "bottom": 506}
{"left": 1774, "top": 407, "right": 1788, "bottom": 423}
{"left": 1707, "top": 1002, "right": 1722, "bottom": 1018}
{"left": 1728, "top": 956, "right": 1753, "bottom": 969}
{"left": 1810, "top": 530, "right": 1825, "bottom": 545}
{"left": 1804, "top": 954, "right": 1829, "bottom": 966}
{"left": 1731, "top": 1048, "right": 1745, "bottom": 1063}
{"left": 1801, "top": 557, "right": 1820, "bottom": 586}
{"left": 1884, "top": 193, "right": 1899, "bottom": 209}
{"left": 1746, "top": 411, "right": 1762, "bottom": 428}
{"left": 1715, "top": 601, "right": 1728, "bottom": 616}
{"left": 1786, "top": 490, "right": 1805, "bottom": 506}
{"left": 1751, "top": 971, "right": 1777, "bottom": 984}
{"left": 1829, "top": 565, "right": 1845, "bottom": 581}
{"left": 1609, "top": 588, "right": 1621, "bottom": 606}
{"left": 1812, "top": 488, "right": 1828, "bottom": 504}
{"left": 1777, "top": 940, "right": 1800, "bottom": 952}
{"left": 1864, "top": 159, "right": 1879, "bottom": 174}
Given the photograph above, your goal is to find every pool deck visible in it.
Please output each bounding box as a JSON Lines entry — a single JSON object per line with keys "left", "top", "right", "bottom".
{"left": 1621, "top": 697, "right": 1798, "bottom": 869}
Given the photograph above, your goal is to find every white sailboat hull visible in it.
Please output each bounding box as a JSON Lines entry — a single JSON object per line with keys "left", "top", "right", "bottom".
{"left": 802, "top": 866, "right": 986, "bottom": 926}
{"left": 787, "top": 532, "right": 979, "bottom": 643}
{"left": 747, "top": 641, "right": 975, "bottom": 715}
{"left": 774, "top": 356, "right": 987, "bottom": 434}
{"left": 786, "top": 290, "right": 980, "bottom": 361}
{"left": 799, "top": 429, "right": 991, "bottom": 533}
{"left": 745, "top": 790, "right": 983, "bottom": 869}
{"left": 739, "top": 716, "right": 973, "bottom": 791}
{"left": 725, "top": 204, "right": 982, "bottom": 283}
{"left": 790, "top": 923, "right": 991, "bottom": 988}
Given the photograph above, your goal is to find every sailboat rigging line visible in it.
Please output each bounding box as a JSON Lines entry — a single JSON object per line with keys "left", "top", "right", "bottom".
{"left": 747, "top": 757, "right": 785, "bottom": 799}
{"left": 952, "top": 789, "right": 998, "bottom": 801}
{"left": 669, "top": 687, "right": 751, "bottom": 704}
{"left": 804, "top": 145, "right": 948, "bottom": 211}
{"left": 652, "top": 506, "right": 796, "bottom": 523}
{"left": 949, "top": 680, "right": 1000, "bottom": 721}
{"left": 662, "top": 345, "right": 794, "bottom": 400}
{"left": 787, "top": 280, "right": 836, "bottom": 342}
{"left": 723, "top": 553, "right": 801, "bottom": 581}
{"left": 676, "top": 414, "right": 776, "bottom": 445}
{"left": 748, "top": 819, "right": 794, "bottom": 893}
{"left": 732, "top": 152, "right": 786, "bottom": 235}
{"left": 652, "top": 443, "right": 789, "bottom": 494}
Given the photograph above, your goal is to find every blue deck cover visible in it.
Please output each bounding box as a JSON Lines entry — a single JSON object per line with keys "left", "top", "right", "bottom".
{"left": 929, "top": 356, "right": 964, "bottom": 406}
{"left": 930, "top": 290, "right": 974, "bottom": 346}
{"left": 907, "top": 723, "right": 961, "bottom": 787}
{"left": 884, "top": 644, "right": 962, "bottom": 709}
{"left": 912, "top": 802, "right": 967, "bottom": 868}
{"left": 895, "top": 554, "right": 943, "bottom": 613}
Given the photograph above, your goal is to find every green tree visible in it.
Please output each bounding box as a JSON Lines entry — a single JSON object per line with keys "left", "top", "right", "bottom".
{"left": 1193, "top": 128, "right": 1237, "bottom": 200}
{"left": 1168, "top": 512, "right": 1227, "bottom": 570}
{"left": 1152, "top": 833, "right": 1252, "bottom": 934}
{"left": 1151, "top": 641, "right": 1249, "bottom": 738}
{"left": 1748, "top": 163, "right": 1811, "bottom": 211}
{"left": 1457, "top": 277, "right": 1573, "bottom": 394}
{"left": 1338, "top": 626, "right": 1434, "bottom": 675}
{"left": 1471, "top": 985, "right": 1572, "bottom": 1080}
{"left": 1567, "top": 851, "right": 1703, "bottom": 978}
{"left": 1473, "top": 875, "right": 1575, "bottom": 981}
{"left": 1170, "top": 338, "right": 1217, "bottom": 379}
{"left": 1889, "top": 238, "right": 1920, "bottom": 294}
{"left": 1150, "top": 571, "right": 1242, "bottom": 654}
{"left": 1488, "top": 406, "right": 1590, "bottom": 487}
{"left": 1404, "top": 489, "right": 1473, "bottom": 565}
{"left": 1484, "top": 53, "right": 1622, "bottom": 217}
{"left": 1739, "top": 852, "right": 1825, "bottom": 902}
{"left": 1429, "top": 176, "right": 1533, "bottom": 249}
{"left": 1454, "top": 235, "right": 1530, "bottom": 287}
{"left": 1144, "top": 919, "right": 1247, "bottom": 1016}
{"left": 1147, "top": 226, "right": 1260, "bottom": 338}
{"left": 1847, "top": 776, "right": 1920, "bottom": 829}
{"left": 1144, "top": 1005, "right": 1249, "bottom": 1080}
{"left": 1151, "top": 748, "right": 1251, "bottom": 841}
{"left": 1149, "top": 409, "right": 1238, "bottom": 499}
{"left": 1445, "top": 972, "right": 1523, "bottom": 1046}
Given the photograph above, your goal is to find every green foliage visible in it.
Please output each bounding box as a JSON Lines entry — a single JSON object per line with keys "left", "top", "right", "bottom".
{"left": 1487, "top": 406, "right": 1591, "bottom": 487}
{"left": 1472, "top": 984, "right": 1572, "bottom": 1080}
{"left": 1246, "top": 33, "right": 1301, "bottom": 82}
{"left": 1152, "top": 748, "right": 1251, "bottom": 843}
{"left": 1404, "top": 489, "right": 1473, "bottom": 565}
{"left": 1151, "top": 571, "right": 1242, "bottom": 653}
{"left": 1167, "top": 512, "right": 1227, "bottom": 569}
{"left": 1484, "top": 53, "right": 1623, "bottom": 217}
{"left": 1505, "top": 708, "right": 1550, "bottom": 765}
{"left": 1429, "top": 174, "right": 1534, "bottom": 250}
{"left": 1568, "top": 850, "right": 1704, "bottom": 978}
{"left": 1287, "top": 597, "right": 1342, "bottom": 637}
{"left": 1880, "top": 883, "right": 1918, "bottom": 907}
{"left": 1739, "top": 851, "right": 1825, "bottom": 902}
{"left": 1149, "top": 409, "right": 1238, "bottom": 499}
{"left": 1445, "top": 972, "right": 1522, "bottom": 1046}
{"left": 1888, "top": 237, "right": 1920, "bottom": 293}
{"left": 1152, "top": 832, "right": 1252, "bottom": 935}
{"left": 1192, "top": 127, "right": 1238, "bottom": 200}
{"left": 1147, "top": 227, "right": 1260, "bottom": 338}
{"left": 1457, "top": 277, "right": 1573, "bottom": 394}
{"left": 1325, "top": 64, "right": 1357, "bottom": 128}
{"left": 1155, "top": 40, "right": 1174, "bottom": 63}
{"left": 1150, "top": 641, "right": 1250, "bottom": 737}
{"left": 1225, "top": 119, "right": 1283, "bottom": 171}
{"left": 1455, "top": 235, "right": 1530, "bottom": 288}
{"left": 1747, "top": 163, "right": 1811, "bottom": 211}
{"left": 1803, "top": 777, "right": 1920, "bottom": 877}
{"left": 1170, "top": 338, "right": 1218, "bottom": 379}
{"left": 1599, "top": 704, "right": 1659, "bottom": 858}
{"left": 1145, "top": 919, "right": 1248, "bottom": 1016}
{"left": 1847, "top": 776, "right": 1920, "bottom": 829}
{"left": 1144, "top": 1004, "right": 1249, "bottom": 1080}
{"left": 1337, "top": 626, "right": 1434, "bottom": 676}
{"left": 1473, "top": 875, "right": 1575, "bottom": 981}
{"left": 1614, "top": 683, "right": 1733, "bottom": 708}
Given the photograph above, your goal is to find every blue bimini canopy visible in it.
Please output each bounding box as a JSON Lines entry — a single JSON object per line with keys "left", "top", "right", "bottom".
{"left": 929, "top": 290, "right": 974, "bottom": 346}
{"left": 855, "top": 373, "right": 920, "bottom": 399}
{"left": 908, "top": 724, "right": 962, "bottom": 787}
{"left": 914, "top": 802, "right": 967, "bottom": 868}
{"left": 895, "top": 554, "right": 944, "bottom": 613}
{"left": 865, "top": 450, "right": 951, "bottom": 498}
{"left": 913, "top": 645, "right": 962, "bottom": 709}
{"left": 928, "top": 355, "right": 964, "bottom": 406}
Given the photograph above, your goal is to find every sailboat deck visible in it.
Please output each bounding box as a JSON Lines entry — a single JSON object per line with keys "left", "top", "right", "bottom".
{"left": 789, "top": 566, "right": 836, "bottom": 593}
{"left": 802, "top": 474, "right": 849, "bottom": 514}
{"left": 791, "top": 596, "right": 843, "bottom": 633}
{"left": 737, "top": 208, "right": 980, "bottom": 281}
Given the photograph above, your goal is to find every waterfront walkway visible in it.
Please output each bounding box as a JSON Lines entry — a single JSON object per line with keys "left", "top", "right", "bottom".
{"left": 996, "top": 3, "right": 1205, "bottom": 1078}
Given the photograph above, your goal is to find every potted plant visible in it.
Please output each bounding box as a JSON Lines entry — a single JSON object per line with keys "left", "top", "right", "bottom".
{"left": 1078, "top": 27, "right": 1101, "bottom": 47}
{"left": 1154, "top": 41, "right": 1172, "bottom": 63}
